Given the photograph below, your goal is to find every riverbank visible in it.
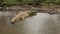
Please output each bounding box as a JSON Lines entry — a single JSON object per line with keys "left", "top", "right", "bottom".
{"left": 0, "top": 4, "right": 60, "bottom": 14}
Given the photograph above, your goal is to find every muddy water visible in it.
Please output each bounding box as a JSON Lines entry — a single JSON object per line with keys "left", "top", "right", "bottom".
{"left": 0, "top": 11, "right": 60, "bottom": 34}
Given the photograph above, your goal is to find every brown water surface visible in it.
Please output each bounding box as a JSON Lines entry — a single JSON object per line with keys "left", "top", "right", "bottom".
{"left": 0, "top": 11, "right": 60, "bottom": 34}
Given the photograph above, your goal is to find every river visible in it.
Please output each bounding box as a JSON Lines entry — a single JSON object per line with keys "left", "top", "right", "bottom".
{"left": 0, "top": 11, "right": 60, "bottom": 34}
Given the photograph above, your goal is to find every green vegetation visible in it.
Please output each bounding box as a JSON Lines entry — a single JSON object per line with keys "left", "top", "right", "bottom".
{"left": 0, "top": 0, "right": 60, "bottom": 6}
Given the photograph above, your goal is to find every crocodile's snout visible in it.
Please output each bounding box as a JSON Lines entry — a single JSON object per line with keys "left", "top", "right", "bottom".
{"left": 11, "top": 22, "right": 14, "bottom": 24}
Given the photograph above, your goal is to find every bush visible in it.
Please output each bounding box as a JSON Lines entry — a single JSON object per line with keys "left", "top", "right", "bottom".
{"left": 19, "top": 0, "right": 44, "bottom": 5}
{"left": 55, "top": 0, "right": 60, "bottom": 5}
{"left": 0, "top": 0, "right": 60, "bottom": 6}
{"left": 1, "top": 0, "right": 18, "bottom": 6}
{"left": 19, "top": 0, "right": 36, "bottom": 5}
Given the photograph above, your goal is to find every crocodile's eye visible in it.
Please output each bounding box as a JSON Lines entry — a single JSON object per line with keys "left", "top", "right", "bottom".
{"left": 20, "top": 18, "right": 23, "bottom": 20}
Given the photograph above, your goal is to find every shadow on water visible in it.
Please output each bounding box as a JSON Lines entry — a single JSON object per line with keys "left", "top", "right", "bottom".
{"left": 0, "top": 11, "right": 60, "bottom": 34}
